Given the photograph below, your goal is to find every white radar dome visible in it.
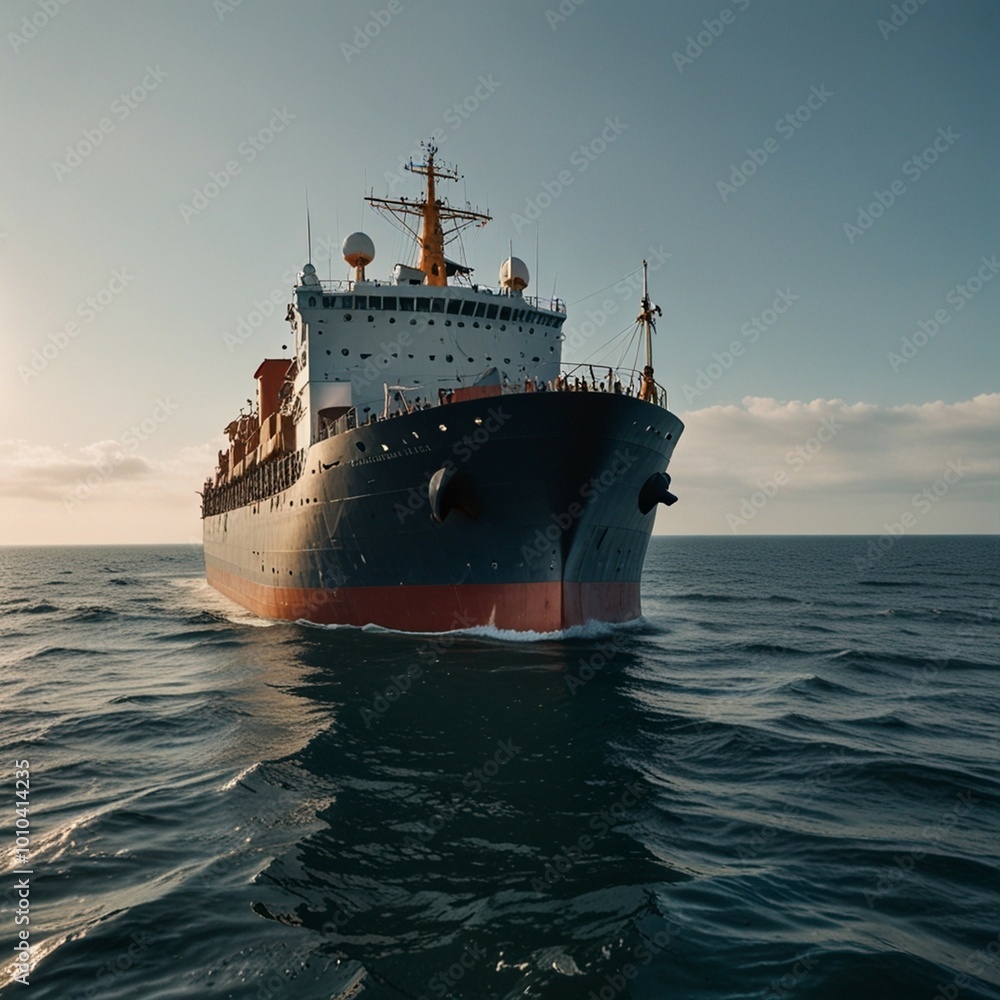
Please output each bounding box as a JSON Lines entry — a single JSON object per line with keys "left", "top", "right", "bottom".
{"left": 500, "top": 256, "right": 529, "bottom": 291}
{"left": 342, "top": 231, "right": 376, "bottom": 268}
{"left": 299, "top": 262, "right": 320, "bottom": 285}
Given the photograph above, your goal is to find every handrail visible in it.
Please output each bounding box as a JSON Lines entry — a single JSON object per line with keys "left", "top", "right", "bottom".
{"left": 297, "top": 278, "right": 566, "bottom": 314}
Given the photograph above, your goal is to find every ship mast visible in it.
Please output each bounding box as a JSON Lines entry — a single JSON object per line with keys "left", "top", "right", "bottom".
{"left": 366, "top": 141, "right": 491, "bottom": 287}
{"left": 637, "top": 258, "right": 663, "bottom": 403}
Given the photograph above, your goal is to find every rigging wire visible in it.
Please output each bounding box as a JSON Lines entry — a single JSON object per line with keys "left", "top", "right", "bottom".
{"left": 566, "top": 266, "right": 642, "bottom": 307}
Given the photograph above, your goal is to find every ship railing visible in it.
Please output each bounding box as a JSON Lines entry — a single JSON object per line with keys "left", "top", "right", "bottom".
{"left": 542, "top": 364, "right": 671, "bottom": 408}
{"left": 347, "top": 366, "right": 670, "bottom": 428}
{"left": 319, "top": 407, "right": 359, "bottom": 441}
{"left": 301, "top": 278, "right": 565, "bottom": 314}
{"left": 201, "top": 448, "right": 306, "bottom": 517}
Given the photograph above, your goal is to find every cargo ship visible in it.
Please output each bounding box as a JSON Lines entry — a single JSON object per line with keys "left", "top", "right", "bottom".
{"left": 201, "top": 144, "right": 683, "bottom": 632}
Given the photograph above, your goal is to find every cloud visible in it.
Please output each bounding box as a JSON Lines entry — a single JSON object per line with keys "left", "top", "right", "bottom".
{"left": 667, "top": 393, "right": 999, "bottom": 533}
{"left": 0, "top": 440, "right": 154, "bottom": 501}
{"left": 0, "top": 437, "right": 222, "bottom": 502}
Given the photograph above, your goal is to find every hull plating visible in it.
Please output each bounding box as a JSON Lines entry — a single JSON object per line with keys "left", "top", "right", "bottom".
{"left": 203, "top": 392, "right": 682, "bottom": 632}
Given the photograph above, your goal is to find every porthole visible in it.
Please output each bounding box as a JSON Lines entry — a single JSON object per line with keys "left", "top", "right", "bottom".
{"left": 344, "top": 313, "right": 352, "bottom": 321}
{"left": 342, "top": 348, "right": 349, "bottom": 356}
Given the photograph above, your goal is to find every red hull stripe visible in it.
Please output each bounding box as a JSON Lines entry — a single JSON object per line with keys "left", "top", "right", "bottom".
{"left": 205, "top": 565, "right": 639, "bottom": 633}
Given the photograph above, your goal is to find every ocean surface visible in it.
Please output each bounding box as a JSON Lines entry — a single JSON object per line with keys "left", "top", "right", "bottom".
{"left": 0, "top": 537, "right": 998, "bottom": 1000}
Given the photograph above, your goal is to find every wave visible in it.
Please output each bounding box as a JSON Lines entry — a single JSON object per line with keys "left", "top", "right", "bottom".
{"left": 18, "top": 646, "right": 106, "bottom": 663}
{"left": 66, "top": 605, "right": 120, "bottom": 622}
{"left": 828, "top": 648, "right": 998, "bottom": 671}
{"left": 780, "top": 674, "right": 860, "bottom": 697}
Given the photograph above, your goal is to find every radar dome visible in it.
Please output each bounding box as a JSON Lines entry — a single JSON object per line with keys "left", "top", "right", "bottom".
{"left": 500, "top": 256, "right": 529, "bottom": 291}
{"left": 299, "top": 262, "right": 320, "bottom": 285}
{"left": 342, "top": 231, "right": 376, "bottom": 269}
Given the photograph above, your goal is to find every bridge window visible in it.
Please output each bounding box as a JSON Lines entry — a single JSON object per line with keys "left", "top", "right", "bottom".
{"left": 383, "top": 296, "right": 397, "bottom": 310}
{"left": 446, "top": 299, "right": 461, "bottom": 315}
{"left": 336, "top": 295, "right": 352, "bottom": 308}
{"left": 475, "top": 302, "right": 487, "bottom": 318}
{"left": 461, "top": 300, "right": 476, "bottom": 316}
{"left": 432, "top": 298, "right": 445, "bottom": 313}
{"left": 355, "top": 296, "right": 367, "bottom": 309}
{"left": 416, "top": 297, "right": 430, "bottom": 312}
{"left": 400, "top": 297, "right": 414, "bottom": 310}
{"left": 369, "top": 296, "right": 381, "bottom": 309}
{"left": 486, "top": 304, "right": 498, "bottom": 319}
{"left": 500, "top": 306, "right": 511, "bottom": 320}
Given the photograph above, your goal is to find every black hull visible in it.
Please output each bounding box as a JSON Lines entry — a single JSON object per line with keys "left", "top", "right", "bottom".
{"left": 203, "top": 392, "right": 682, "bottom": 631}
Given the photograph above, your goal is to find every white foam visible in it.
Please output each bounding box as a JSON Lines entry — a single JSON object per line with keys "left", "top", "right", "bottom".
{"left": 218, "top": 761, "right": 261, "bottom": 792}
{"left": 302, "top": 615, "right": 647, "bottom": 644}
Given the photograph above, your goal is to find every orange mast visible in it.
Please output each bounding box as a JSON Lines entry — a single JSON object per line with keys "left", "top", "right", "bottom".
{"left": 366, "top": 141, "right": 491, "bottom": 287}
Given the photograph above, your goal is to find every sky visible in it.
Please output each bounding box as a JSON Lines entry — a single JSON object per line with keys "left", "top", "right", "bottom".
{"left": 0, "top": 0, "right": 996, "bottom": 543}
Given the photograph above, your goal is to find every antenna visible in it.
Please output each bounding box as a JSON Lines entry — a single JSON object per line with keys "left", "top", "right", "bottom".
{"left": 535, "top": 222, "right": 539, "bottom": 308}
{"left": 305, "top": 188, "right": 312, "bottom": 265}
